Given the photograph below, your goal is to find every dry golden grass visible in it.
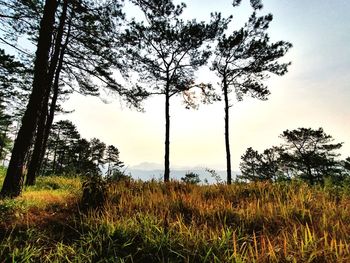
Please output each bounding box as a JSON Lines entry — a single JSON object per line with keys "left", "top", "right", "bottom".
{"left": 90, "top": 180, "right": 350, "bottom": 262}
{"left": 1, "top": 173, "right": 350, "bottom": 262}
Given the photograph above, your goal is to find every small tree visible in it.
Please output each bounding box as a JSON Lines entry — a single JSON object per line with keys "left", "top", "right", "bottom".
{"left": 72, "top": 138, "right": 98, "bottom": 175}
{"left": 239, "top": 146, "right": 283, "bottom": 182}
{"left": 105, "top": 145, "right": 124, "bottom": 177}
{"left": 124, "top": 0, "right": 226, "bottom": 182}
{"left": 239, "top": 147, "right": 262, "bottom": 181}
{"left": 280, "top": 128, "right": 343, "bottom": 185}
{"left": 89, "top": 138, "right": 106, "bottom": 166}
{"left": 259, "top": 146, "right": 284, "bottom": 181}
{"left": 211, "top": 1, "right": 291, "bottom": 184}
{"left": 181, "top": 172, "right": 201, "bottom": 184}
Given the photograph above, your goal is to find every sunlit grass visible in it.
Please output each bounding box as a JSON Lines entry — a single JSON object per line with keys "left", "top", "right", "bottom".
{"left": 0, "top": 171, "right": 350, "bottom": 262}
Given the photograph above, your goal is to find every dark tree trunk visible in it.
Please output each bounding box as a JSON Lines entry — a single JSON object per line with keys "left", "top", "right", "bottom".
{"left": 223, "top": 78, "right": 232, "bottom": 185}
{"left": 52, "top": 127, "right": 61, "bottom": 174}
{"left": 42, "top": 21, "right": 71, "bottom": 174}
{"left": 1, "top": 0, "right": 58, "bottom": 198}
{"left": 25, "top": 1, "right": 69, "bottom": 186}
{"left": 164, "top": 86, "right": 170, "bottom": 182}
{"left": 25, "top": 106, "right": 48, "bottom": 186}
{"left": 41, "top": 149, "right": 50, "bottom": 175}
{"left": 107, "top": 162, "right": 111, "bottom": 177}
{"left": 307, "top": 165, "right": 313, "bottom": 185}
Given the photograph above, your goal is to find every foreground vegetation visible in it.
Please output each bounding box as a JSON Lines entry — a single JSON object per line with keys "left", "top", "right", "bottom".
{"left": 1, "top": 168, "right": 350, "bottom": 262}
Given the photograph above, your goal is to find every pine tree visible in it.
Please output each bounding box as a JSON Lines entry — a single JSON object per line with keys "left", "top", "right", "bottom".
{"left": 1, "top": 0, "right": 141, "bottom": 193}
{"left": 211, "top": 1, "right": 291, "bottom": 184}
{"left": 124, "top": 0, "right": 226, "bottom": 181}
{"left": 239, "top": 147, "right": 262, "bottom": 181}
{"left": 105, "top": 145, "right": 124, "bottom": 177}
{"left": 280, "top": 128, "right": 343, "bottom": 185}
{"left": 1, "top": 0, "right": 58, "bottom": 197}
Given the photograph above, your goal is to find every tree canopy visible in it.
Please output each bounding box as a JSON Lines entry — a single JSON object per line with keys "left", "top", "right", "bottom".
{"left": 239, "top": 128, "right": 345, "bottom": 185}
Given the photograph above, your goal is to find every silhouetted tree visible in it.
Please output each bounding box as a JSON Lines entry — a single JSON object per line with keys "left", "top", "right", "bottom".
{"left": 105, "top": 145, "right": 124, "bottom": 177}
{"left": 0, "top": 48, "right": 31, "bottom": 163}
{"left": 280, "top": 128, "right": 343, "bottom": 185}
{"left": 1, "top": 0, "right": 140, "bottom": 193}
{"left": 41, "top": 120, "right": 117, "bottom": 176}
{"left": 73, "top": 138, "right": 97, "bottom": 175}
{"left": 53, "top": 120, "right": 80, "bottom": 174}
{"left": 239, "top": 146, "right": 284, "bottom": 182}
{"left": 0, "top": 49, "right": 29, "bottom": 113}
{"left": 259, "top": 146, "right": 284, "bottom": 181}
{"left": 89, "top": 138, "right": 106, "bottom": 166}
{"left": 211, "top": 1, "right": 291, "bottom": 184}
{"left": 26, "top": 0, "right": 134, "bottom": 186}
{"left": 1, "top": 0, "right": 58, "bottom": 197}
{"left": 181, "top": 172, "right": 201, "bottom": 184}
{"left": 239, "top": 147, "right": 262, "bottom": 181}
{"left": 124, "top": 0, "right": 226, "bottom": 181}
{"left": 344, "top": 157, "right": 350, "bottom": 172}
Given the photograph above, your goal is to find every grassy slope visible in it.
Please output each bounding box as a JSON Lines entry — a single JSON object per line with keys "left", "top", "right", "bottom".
{"left": 0, "top": 168, "right": 350, "bottom": 262}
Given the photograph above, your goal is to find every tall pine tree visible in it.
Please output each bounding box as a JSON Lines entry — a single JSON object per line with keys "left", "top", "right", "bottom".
{"left": 124, "top": 0, "right": 227, "bottom": 181}
{"left": 211, "top": 1, "right": 291, "bottom": 184}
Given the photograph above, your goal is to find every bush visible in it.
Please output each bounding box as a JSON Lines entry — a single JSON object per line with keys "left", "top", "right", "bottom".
{"left": 81, "top": 174, "right": 108, "bottom": 211}
{"left": 181, "top": 172, "right": 201, "bottom": 184}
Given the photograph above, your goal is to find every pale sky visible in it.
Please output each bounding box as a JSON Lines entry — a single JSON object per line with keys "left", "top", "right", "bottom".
{"left": 61, "top": 0, "right": 350, "bottom": 171}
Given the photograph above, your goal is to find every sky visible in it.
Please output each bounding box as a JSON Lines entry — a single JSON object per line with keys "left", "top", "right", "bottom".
{"left": 61, "top": 0, "right": 350, "bottom": 172}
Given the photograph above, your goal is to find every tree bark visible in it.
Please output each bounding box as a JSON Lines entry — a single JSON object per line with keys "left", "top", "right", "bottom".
{"left": 223, "top": 77, "right": 232, "bottom": 185}
{"left": 25, "top": 104, "right": 48, "bottom": 186}
{"left": 52, "top": 127, "right": 61, "bottom": 174}
{"left": 164, "top": 85, "right": 170, "bottom": 182}
{"left": 1, "top": 0, "right": 58, "bottom": 197}
{"left": 25, "top": 0, "right": 69, "bottom": 186}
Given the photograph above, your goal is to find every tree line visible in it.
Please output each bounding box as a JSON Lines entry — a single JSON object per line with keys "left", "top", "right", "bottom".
{"left": 239, "top": 127, "right": 349, "bottom": 185}
{"left": 0, "top": 0, "right": 346, "bottom": 198}
{"left": 40, "top": 120, "right": 124, "bottom": 177}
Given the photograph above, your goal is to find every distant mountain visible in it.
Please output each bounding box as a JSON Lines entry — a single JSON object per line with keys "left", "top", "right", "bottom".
{"left": 125, "top": 165, "right": 240, "bottom": 183}
{"left": 129, "top": 162, "right": 164, "bottom": 171}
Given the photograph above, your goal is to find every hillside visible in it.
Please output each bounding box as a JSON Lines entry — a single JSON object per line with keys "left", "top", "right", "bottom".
{"left": 1, "top": 168, "right": 350, "bottom": 262}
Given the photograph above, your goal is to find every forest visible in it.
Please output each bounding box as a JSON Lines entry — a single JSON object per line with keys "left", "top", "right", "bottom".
{"left": 0, "top": 0, "right": 350, "bottom": 262}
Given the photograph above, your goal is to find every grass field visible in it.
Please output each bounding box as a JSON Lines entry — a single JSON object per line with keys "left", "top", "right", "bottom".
{"left": 1, "top": 168, "right": 350, "bottom": 262}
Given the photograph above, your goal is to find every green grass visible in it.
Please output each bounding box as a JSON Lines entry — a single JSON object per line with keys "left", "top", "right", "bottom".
{"left": 0, "top": 170, "right": 350, "bottom": 262}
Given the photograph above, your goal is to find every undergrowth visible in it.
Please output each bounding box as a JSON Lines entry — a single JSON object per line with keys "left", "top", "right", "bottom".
{"left": 0, "top": 171, "right": 350, "bottom": 262}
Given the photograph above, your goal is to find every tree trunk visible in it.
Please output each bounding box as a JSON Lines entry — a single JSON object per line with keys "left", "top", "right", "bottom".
{"left": 42, "top": 21, "right": 71, "bottom": 173}
{"left": 223, "top": 78, "right": 232, "bottom": 185}
{"left": 25, "top": 0, "right": 69, "bottom": 186}
{"left": 164, "top": 86, "right": 170, "bottom": 182}
{"left": 107, "top": 162, "right": 111, "bottom": 177}
{"left": 25, "top": 107, "right": 48, "bottom": 186}
{"left": 41, "top": 149, "right": 50, "bottom": 175}
{"left": 0, "top": 0, "right": 58, "bottom": 198}
{"left": 52, "top": 133, "right": 59, "bottom": 174}
{"left": 307, "top": 165, "right": 313, "bottom": 185}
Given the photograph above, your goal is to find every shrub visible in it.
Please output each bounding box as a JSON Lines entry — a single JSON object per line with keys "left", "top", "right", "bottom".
{"left": 81, "top": 174, "right": 108, "bottom": 211}
{"left": 181, "top": 172, "right": 201, "bottom": 184}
